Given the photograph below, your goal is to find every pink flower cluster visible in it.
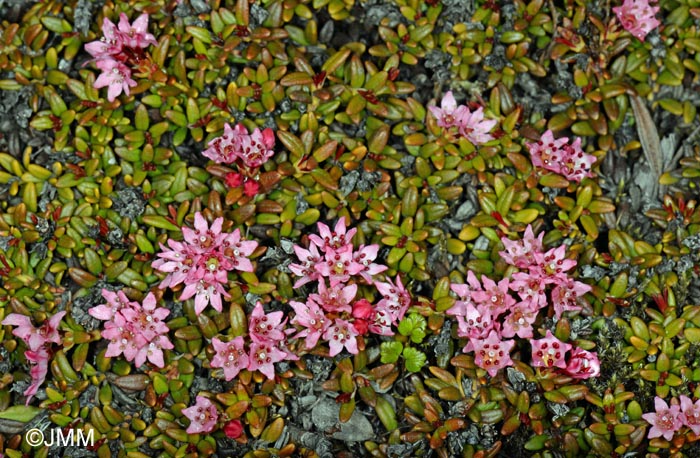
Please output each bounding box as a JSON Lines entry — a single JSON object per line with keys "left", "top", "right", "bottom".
{"left": 88, "top": 290, "right": 173, "bottom": 368}
{"left": 85, "top": 14, "right": 157, "bottom": 101}
{"left": 203, "top": 123, "right": 276, "bottom": 196}
{"left": 613, "top": 0, "right": 661, "bottom": 42}
{"left": 643, "top": 396, "right": 700, "bottom": 440}
{"left": 447, "top": 224, "right": 600, "bottom": 377}
{"left": 2, "top": 311, "right": 66, "bottom": 404}
{"left": 527, "top": 130, "right": 596, "bottom": 183}
{"left": 210, "top": 302, "right": 297, "bottom": 381}
{"left": 182, "top": 395, "right": 218, "bottom": 434}
{"left": 288, "top": 219, "right": 410, "bottom": 356}
{"left": 152, "top": 212, "right": 258, "bottom": 314}
{"left": 428, "top": 91, "right": 497, "bottom": 145}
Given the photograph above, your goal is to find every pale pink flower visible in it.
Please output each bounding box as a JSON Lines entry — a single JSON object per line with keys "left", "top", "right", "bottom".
{"left": 182, "top": 396, "right": 218, "bottom": 434}
{"left": 500, "top": 304, "right": 537, "bottom": 339}
{"left": 211, "top": 336, "right": 249, "bottom": 380}
{"left": 428, "top": 91, "right": 469, "bottom": 130}
{"left": 458, "top": 106, "right": 497, "bottom": 145}
{"left": 527, "top": 130, "right": 569, "bottom": 173}
{"left": 558, "top": 138, "right": 596, "bottom": 183}
{"left": 375, "top": 275, "right": 411, "bottom": 323}
{"left": 117, "top": 13, "right": 157, "bottom": 49}
{"left": 24, "top": 348, "right": 50, "bottom": 405}
{"left": 527, "top": 130, "right": 595, "bottom": 183}
{"left": 203, "top": 123, "right": 247, "bottom": 164}
{"left": 316, "top": 245, "right": 364, "bottom": 287}
{"left": 531, "top": 330, "right": 572, "bottom": 369}
{"left": 289, "top": 243, "right": 323, "bottom": 288}
{"left": 563, "top": 347, "right": 600, "bottom": 380}
{"left": 323, "top": 319, "right": 359, "bottom": 356}
{"left": 551, "top": 278, "right": 591, "bottom": 319}
{"left": 151, "top": 239, "right": 197, "bottom": 288}
{"left": 220, "top": 228, "right": 258, "bottom": 273}
{"left": 248, "top": 302, "right": 286, "bottom": 344}
{"left": 126, "top": 292, "right": 170, "bottom": 341}
{"left": 310, "top": 280, "right": 356, "bottom": 314}
{"left": 471, "top": 330, "right": 514, "bottom": 377}
{"left": 85, "top": 18, "right": 123, "bottom": 59}
{"left": 449, "top": 301, "right": 493, "bottom": 351}
{"left": 102, "top": 313, "right": 144, "bottom": 363}
{"left": 290, "top": 298, "right": 330, "bottom": 349}
{"left": 535, "top": 245, "right": 578, "bottom": 279}
{"left": 2, "top": 311, "right": 66, "bottom": 351}
{"left": 182, "top": 213, "right": 224, "bottom": 253}
{"left": 93, "top": 59, "right": 137, "bottom": 102}
{"left": 679, "top": 395, "right": 700, "bottom": 435}
{"left": 180, "top": 276, "right": 230, "bottom": 315}
{"left": 134, "top": 334, "right": 173, "bottom": 368}
{"left": 499, "top": 225, "right": 544, "bottom": 268}
{"left": 613, "top": 0, "right": 661, "bottom": 42}
{"left": 471, "top": 275, "right": 514, "bottom": 318}
{"left": 368, "top": 305, "right": 395, "bottom": 336}
{"left": 88, "top": 290, "right": 134, "bottom": 321}
{"left": 509, "top": 271, "right": 548, "bottom": 310}
{"left": 237, "top": 128, "right": 275, "bottom": 168}
{"left": 352, "top": 244, "right": 387, "bottom": 282}
{"left": 247, "top": 341, "right": 288, "bottom": 380}
{"left": 642, "top": 397, "right": 682, "bottom": 441}
{"left": 309, "top": 219, "right": 357, "bottom": 252}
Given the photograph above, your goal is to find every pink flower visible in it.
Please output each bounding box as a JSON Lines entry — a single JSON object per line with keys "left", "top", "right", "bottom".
{"left": 102, "top": 313, "right": 144, "bottom": 363}
{"left": 151, "top": 239, "right": 197, "bottom": 288}
{"left": 248, "top": 341, "right": 288, "bottom": 379}
{"left": 352, "top": 299, "right": 374, "bottom": 320}
{"left": 309, "top": 219, "right": 357, "bottom": 252}
{"left": 563, "top": 347, "right": 600, "bottom": 380}
{"left": 679, "top": 395, "right": 700, "bottom": 435}
{"left": 527, "top": 131, "right": 595, "bottom": 183}
{"left": 211, "top": 336, "right": 249, "bottom": 380}
{"left": 352, "top": 244, "right": 387, "bottom": 282}
{"left": 224, "top": 419, "right": 244, "bottom": 439}
{"left": 203, "top": 123, "right": 247, "bottom": 164}
{"left": 237, "top": 128, "right": 275, "bottom": 169}
{"left": 499, "top": 225, "right": 544, "bottom": 268}
{"left": 249, "top": 302, "right": 286, "bottom": 344}
{"left": 368, "top": 305, "right": 394, "bottom": 336}
{"left": 182, "top": 396, "right": 218, "bottom": 434}
{"left": 323, "top": 319, "right": 359, "bottom": 356}
{"left": 93, "top": 59, "right": 137, "bottom": 102}
{"left": 2, "top": 311, "right": 66, "bottom": 351}
{"left": 428, "top": 91, "right": 469, "bottom": 130}
{"left": 134, "top": 334, "right": 173, "bottom": 368}
{"left": 180, "top": 276, "right": 230, "bottom": 315}
{"left": 24, "top": 348, "right": 50, "bottom": 405}
{"left": 509, "top": 271, "right": 548, "bottom": 310}
{"left": 89, "top": 290, "right": 134, "bottom": 321}
{"left": 531, "top": 330, "right": 572, "bottom": 369}
{"left": 449, "top": 302, "right": 493, "bottom": 351}
{"left": 290, "top": 298, "right": 330, "bottom": 349}
{"left": 310, "top": 280, "right": 356, "bottom": 313}
{"left": 458, "top": 106, "right": 497, "bottom": 145}
{"left": 613, "top": 0, "right": 660, "bottom": 41}
{"left": 117, "top": 13, "right": 157, "bottom": 49}
{"left": 471, "top": 275, "right": 514, "bottom": 318}
{"left": 375, "top": 275, "right": 411, "bottom": 323}
{"left": 500, "top": 304, "right": 537, "bottom": 339}
{"left": 220, "top": 227, "right": 258, "bottom": 273}
{"left": 316, "top": 245, "right": 364, "bottom": 287}
{"left": 642, "top": 397, "right": 682, "bottom": 441}
{"left": 535, "top": 245, "right": 577, "bottom": 278}
{"left": 85, "top": 18, "right": 123, "bottom": 59}
{"left": 182, "top": 213, "right": 224, "bottom": 253}
{"left": 551, "top": 278, "right": 591, "bottom": 319}
{"left": 289, "top": 243, "right": 323, "bottom": 288}
{"left": 471, "top": 330, "right": 514, "bottom": 377}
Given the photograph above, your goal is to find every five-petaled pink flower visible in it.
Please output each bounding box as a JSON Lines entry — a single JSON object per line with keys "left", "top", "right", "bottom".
{"left": 527, "top": 130, "right": 596, "bottom": 183}
{"left": 290, "top": 298, "right": 330, "bottom": 349}
{"left": 211, "top": 336, "right": 249, "bottom": 380}
{"left": 24, "top": 348, "right": 50, "bottom": 405}
{"left": 2, "top": 311, "right": 66, "bottom": 351}
{"left": 117, "top": 13, "right": 158, "bottom": 49}
{"left": 642, "top": 397, "right": 682, "bottom": 440}
{"left": 428, "top": 91, "right": 468, "bottom": 130}
{"left": 531, "top": 330, "right": 572, "bottom": 369}
{"left": 93, "top": 59, "right": 137, "bottom": 102}
{"left": 471, "top": 330, "right": 515, "bottom": 377}
{"left": 679, "top": 395, "right": 700, "bottom": 435}
{"left": 459, "top": 106, "right": 498, "bottom": 145}
{"left": 323, "top": 319, "right": 359, "bottom": 356}
{"left": 613, "top": 0, "right": 661, "bottom": 42}
{"left": 182, "top": 396, "right": 219, "bottom": 434}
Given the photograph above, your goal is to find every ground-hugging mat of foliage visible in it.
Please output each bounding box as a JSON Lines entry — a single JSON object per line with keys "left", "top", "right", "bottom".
{"left": 1, "top": 0, "right": 700, "bottom": 457}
